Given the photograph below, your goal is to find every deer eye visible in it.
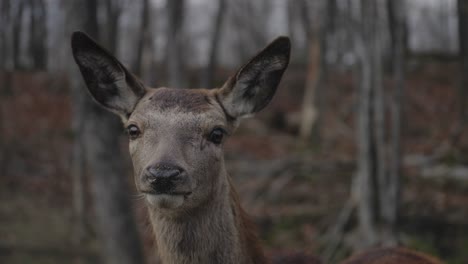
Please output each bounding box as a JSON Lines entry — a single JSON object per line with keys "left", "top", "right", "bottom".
{"left": 126, "top": 124, "right": 141, "bottom": 139}
{"left": 208, "top": 128, "right": 225, "bottom": 145}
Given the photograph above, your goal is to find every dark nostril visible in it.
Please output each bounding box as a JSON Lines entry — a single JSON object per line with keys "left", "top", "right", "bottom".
{"left": 146, "top": 164, "right": 183, "bottom": 181}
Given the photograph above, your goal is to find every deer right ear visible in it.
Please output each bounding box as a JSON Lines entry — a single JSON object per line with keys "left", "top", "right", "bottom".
{"left": 216, "top": 37, "right": 290, "bottom": 119}
{"left": 71, "top": 31, "right": 146, "bottom": 118}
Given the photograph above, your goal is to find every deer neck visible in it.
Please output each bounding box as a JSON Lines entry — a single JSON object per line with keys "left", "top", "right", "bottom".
{"left": 148, "top": 169, "right": 267, "bottom": 264}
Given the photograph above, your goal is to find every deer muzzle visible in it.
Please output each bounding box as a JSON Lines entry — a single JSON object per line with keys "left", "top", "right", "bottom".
{"left": 142, "top": 163, "right": 192, "bottom": 196}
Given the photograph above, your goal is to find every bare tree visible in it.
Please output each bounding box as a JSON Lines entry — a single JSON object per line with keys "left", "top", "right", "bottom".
{"left": 201, "top": 0, "right": 227, "bottom": 88}
{"left": 70, "top": 68, "right": 87, "bottom": 254}
{"left": 299, "top": 37, "right": 321, "bottom": 142}
{"left": 102, "top": 0, "right": 126, "bottom": 54}
{"left": 385, "top": 0, "right": 407, "bottom": 245}
{"left": 458, "top": 0, "right": 468, "bottom": 122}
{"left": 12, "top": 0, "right": 25, "bottom": 69}
{"left": 133, "top": 0, "right": 153, "bottom": 82}
{"left": 3, "top": 0, "right": 47, "bottom": 70}
{"left": 0, "top": 0, "right": 11, "bottom": 69}
{"left": 323, "top": 1, "right": 406, "bottom": 258}
{"left": 66, "top": 0, "right": 99, "bottom": 254}
{"left": 352, "top": 0, "right": 403, "bottom": 248}
{"left": 299, "top": 0, "right": 328, "bottom": 143}
{"left": 228, "top": 0, "right": 270, "bottom": 62}
{"left": 354, "top": 0, "right": 379, "bottom": 247}
{"left": 166, "top": 0, "right": 187, "bottom": 88}
{"left": 0, "top": 0, "right": 13, "bottom": 179}
{"left": 68, "top": 1, "right": 145, "bottom": 264}
{"left": 372, "top": 1, "right": 387, "bottom": 247}
{"left": 29, "top": 0, "right": 48, "bottom": 69}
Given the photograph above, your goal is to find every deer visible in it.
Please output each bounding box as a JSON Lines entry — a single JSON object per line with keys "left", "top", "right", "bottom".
{"left": 71, "top": 32, "right": 442, "bottom": 264}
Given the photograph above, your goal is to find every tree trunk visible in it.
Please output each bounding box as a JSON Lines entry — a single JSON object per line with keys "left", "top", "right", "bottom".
{"left": 134, "top": 0, "right": 152, "bottom": 80}
{"left": 458, "top": 0, "right": 468, "bottom": 122}
{"left": 352, "top": 0, "right": 401, "bottom": 248}
{"left": 84, "top": 103, "right": 145, "bottom": 264}
{"left": 372, "top": 0, "right": 385, "bottom": 221}
{"left": 0, "top": 0, "right": 10, "bottom": 68}
{"left": 384, "top": 0, "right": 406, "bottom": 246}
{"left": 299, "top": 37, "right": 320, "bottom": 142}
{"left": 298, "top": 0, "right": 328, "bottom": 143}
{"left": 67, "top": 0, "right": 99, "bottom": 258}
{"left": 0, "top": 73, "right": 13, "bottom": 179}
{"left": 12, "top": 0, "right": 25, "bottom": 70}
{"left": 201, "top": 0, "right": 226, "bottom": 88}
{"left": 373, "top": 0, "right": 397, "bottom": 245}
{"left": 29, "top": 0, "right": 47, "bottom": 70}
{"left": 166, "top": 0, "right": 187, "bottom": 88}
{"left": 70, "top": 68, "right": 87, "bottom": 250}
{"left": 354, "top": 0, "right": 379, "bottom": 248}
{"left": 69, "top": 1, "right": 145, "bottom": 264}
{"left": 84, "top": 1, "right": 144, "bottom": 263}
{"left": 104, "top": 0, "right": 122, "bottom": 54}
{"left": 355, "top": 39, "right": 378, "bottom": 248}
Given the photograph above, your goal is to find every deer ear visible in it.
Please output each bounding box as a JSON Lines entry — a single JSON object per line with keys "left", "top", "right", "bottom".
{"left": 217, "top": 36, "right": 290, "bottom": 118}
{"left": 71, "top": 31, "right": 146, "bottom": 118}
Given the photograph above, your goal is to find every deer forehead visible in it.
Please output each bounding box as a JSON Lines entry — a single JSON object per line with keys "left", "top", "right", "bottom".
{"left": 129, "top": 88, "right": 228, "bottom": 131}
{"left": 145, "top": 87, "right": 214, "bottom": 112}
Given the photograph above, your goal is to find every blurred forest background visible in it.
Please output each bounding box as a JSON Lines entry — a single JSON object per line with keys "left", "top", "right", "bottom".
{"left": 1, "top": 0, "right": 468, "bottom": 263}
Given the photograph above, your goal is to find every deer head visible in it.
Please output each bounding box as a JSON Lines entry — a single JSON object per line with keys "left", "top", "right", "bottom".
{"left": 71, "top": 32, "right": 290, "bottom": 216}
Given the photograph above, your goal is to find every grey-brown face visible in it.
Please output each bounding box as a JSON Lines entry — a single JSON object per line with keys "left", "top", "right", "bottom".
{"left": 71, "top": 31, "right": 290, "bottom": 214}
{"left": 126, "top": 88, "right": 232, "bottom": 211}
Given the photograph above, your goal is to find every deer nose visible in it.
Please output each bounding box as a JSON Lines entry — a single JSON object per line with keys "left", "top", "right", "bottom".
{"left": 147, "top": 165, "right": 182, "bottom": 179}
{"left": 144, "top": 164, "right": 185, "bottom": 194}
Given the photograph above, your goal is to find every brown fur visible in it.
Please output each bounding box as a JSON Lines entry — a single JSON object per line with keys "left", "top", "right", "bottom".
{"left": 147, "top": 88, "right": 213, "bottom": 113}
{"left": 146, "top": 169, "right": 266, "bottom": 264}
{"left": 229, "top": 177, "right": 268, "bottom": 264}
{"left": 124, "top": 87, "right": 266, "bottom": 264}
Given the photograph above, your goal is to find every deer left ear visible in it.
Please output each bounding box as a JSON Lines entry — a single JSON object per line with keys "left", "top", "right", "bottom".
{"left": 71, "top": 31, "right": 146, "bottom": 119}
{"left": 217, "top": 36, "right": 290, "bottom": 119}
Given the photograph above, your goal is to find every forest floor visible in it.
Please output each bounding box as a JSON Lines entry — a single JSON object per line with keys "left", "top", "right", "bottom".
{"left": 1, "top": 59, "right": 468, "bottom": 263}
